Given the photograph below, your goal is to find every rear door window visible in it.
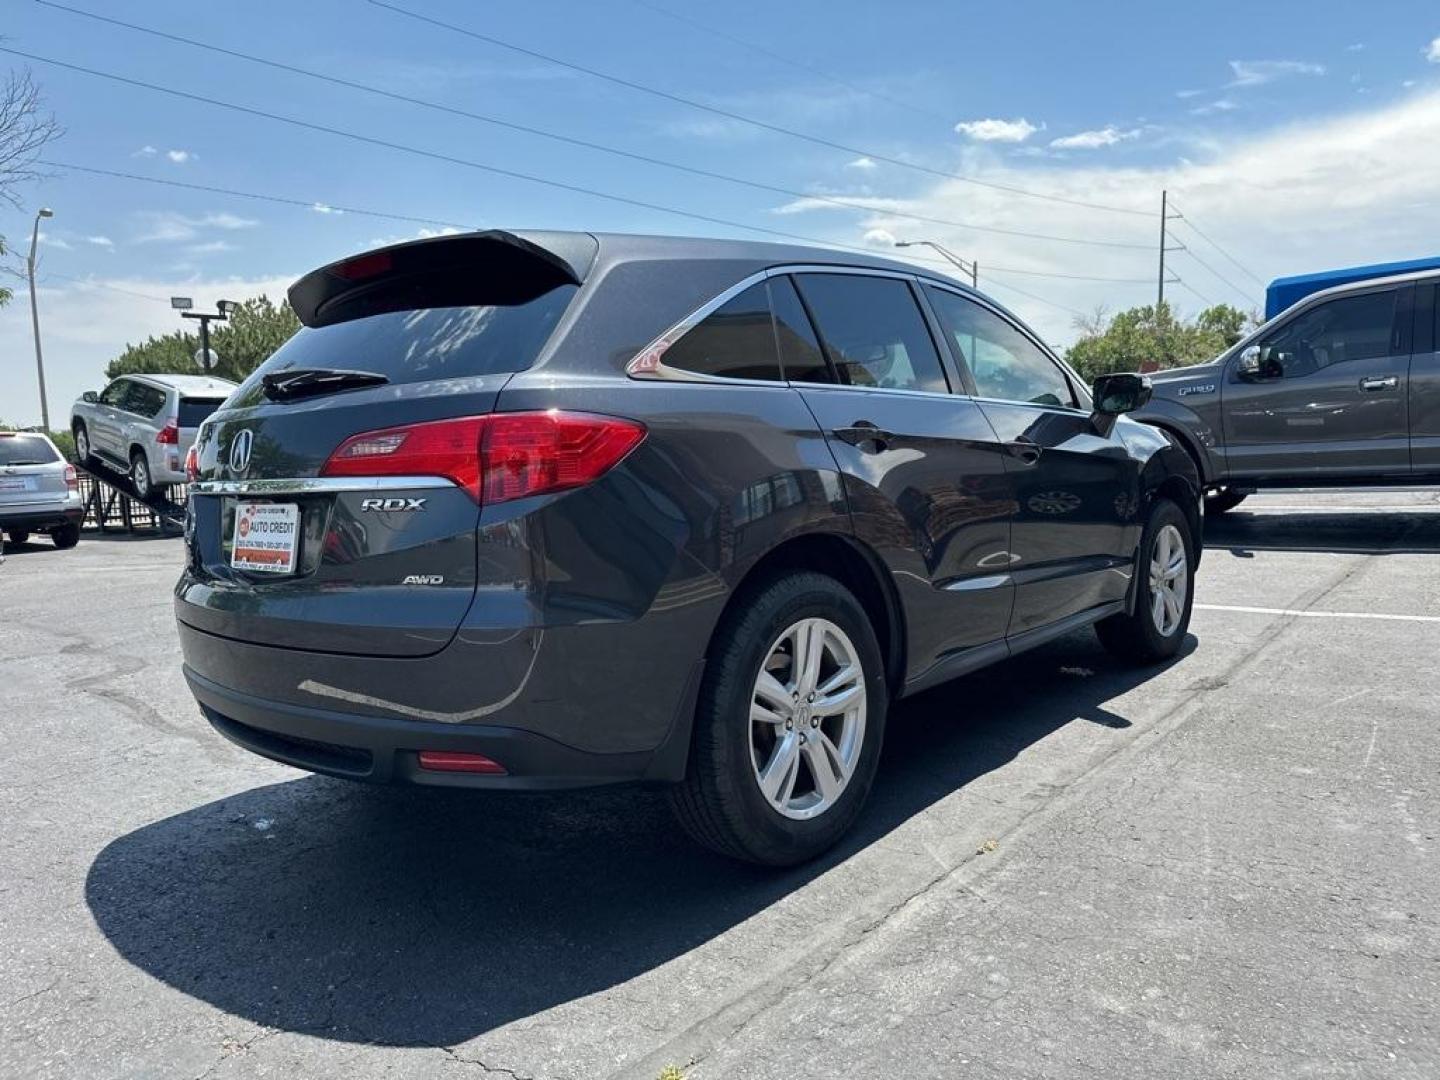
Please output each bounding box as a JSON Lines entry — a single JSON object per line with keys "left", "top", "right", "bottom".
{"left": 793, "top": 274, "right": 949, "bottom": 393}
{"left": 178, "top": 397, "right": 227, "bottom": 427}
{"left": 662, "top": 282, "right": 784, "bottom": 381}
{"left": 0, "top": 434, "right": 60, "bottom": 465}
{"left": 229, "top": 284, "right": 579, "bottom": 408}
{"left": 123, "top": 382, "right": 168, "bottom": 418}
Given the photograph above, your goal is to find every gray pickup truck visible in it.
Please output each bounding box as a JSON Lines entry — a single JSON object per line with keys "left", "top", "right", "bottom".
{"left": 1134, "top": 268, "right": 1439, "bottom": 513}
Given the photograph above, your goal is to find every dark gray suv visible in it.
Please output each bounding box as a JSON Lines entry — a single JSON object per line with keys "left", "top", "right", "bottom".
{"left": 176, "top": 230, "right": 1200, "bottom": 865}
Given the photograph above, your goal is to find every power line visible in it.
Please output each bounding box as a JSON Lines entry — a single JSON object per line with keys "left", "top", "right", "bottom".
{"left": 1172, "top": 243, "right": 1258, "bottom": 307}
{"left": 364, "top": 0, "right": 1154, "bottom": 218}
{"left": 1172, "top": 276, "right": 1218, "bottom": 309}
{"left": 38, "top": 160, "right": 477, "bottom": 231}
{"left": 30, "top": 1, "right": 1154, "bottom": 252}
{"left": 5, "top": 48, "right": 1154, "bottom": 286}
{"left": 982, "top": 275, "right": 1087, "bottom": 318}
{"left": 1167, "top": 202, "right": 1267, "bottom": 287}
{"left": 41, "top": 273, "right": 172, "bottom": 302}
{"left": 627, "top": 0, "right": 950, "bottom": 124}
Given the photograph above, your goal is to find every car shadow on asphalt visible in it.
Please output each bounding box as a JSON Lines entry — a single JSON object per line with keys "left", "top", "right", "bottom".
{"left": 84, "top": 628, "right": 1192, "bottom": 1048}
{"left": 1204, "top": 506, "right": 1440, "bottom": 556}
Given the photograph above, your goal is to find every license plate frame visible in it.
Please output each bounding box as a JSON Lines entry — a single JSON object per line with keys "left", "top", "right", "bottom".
{"left": 0, "top": 477, "right": 33, "bottom": 493}
{"left": 230, "top": 501, "right": 300, "bottom": 574}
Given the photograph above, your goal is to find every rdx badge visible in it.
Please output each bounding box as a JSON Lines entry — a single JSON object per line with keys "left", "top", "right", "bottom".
{"left": 359, "top": 497, "right": 427, "bottom": 512}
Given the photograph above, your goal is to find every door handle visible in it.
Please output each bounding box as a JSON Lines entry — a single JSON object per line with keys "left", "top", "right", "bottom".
{"left": 1359, "top": 376, "right": 1399, "bottom": 392}
{"left": 1004, "top": 438, "right": 1042, "bottom": 465}
{"left": 832, "top": 422, "right": 894, "bottom": 450}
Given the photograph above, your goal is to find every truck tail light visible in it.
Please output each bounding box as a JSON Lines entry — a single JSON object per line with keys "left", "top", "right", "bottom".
{"left": 321, "top": 411, "right": 645, "bottom": 505}
{"left": 156, "top": 420, "right": 179, "bottom": 445}
{"left": 64, "top": 464, "right": 78, "bottom": 493}
{"left": 184, "top": 444, "right": 200, "bottom": 482}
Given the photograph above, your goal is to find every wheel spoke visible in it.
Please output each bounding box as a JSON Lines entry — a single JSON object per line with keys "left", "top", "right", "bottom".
{"left": 1151, "top": 590, "right": 1166, "bottom": 630}
{"left": 751, "top": 701, "right": 788, "bottom": 726}
{"left": 812, "top": 682, "right": 863, "bottom": 718}
{"left": 754, "top": 670, "right": 793, "bottom": 715}
{"left": 793, "top": 620, "right": 826, "bottom": 696}
{"left": 1162, "top": 587, "right": 1181, "bottom": 627}
{"left": 804, "top": 734, "right": 846, "bottom": 803}
{"left": 758, "top": 732, "right": 801, "bottom": 806}
{"left": 1166, "top": 552, "right": 1186, "bottom": 579}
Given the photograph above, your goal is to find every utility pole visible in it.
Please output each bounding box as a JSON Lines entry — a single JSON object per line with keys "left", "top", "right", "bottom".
{"left": 1157, "top": 189, "right": 1168, "bottom": 311}
{"left": 895, "top": 239, "right": 978, "bottom": 288}
{"left": 26, "top": 207, "right": 54, "bottom": 431}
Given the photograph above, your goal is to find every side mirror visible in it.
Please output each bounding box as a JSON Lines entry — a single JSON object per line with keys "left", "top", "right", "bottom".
{"left": 82, "top": 391, "right": 98, "bottom": 403}
{"left": 1091, "top": 372, "right": 1152, "bottom": 436}
{"left": 1236, "top": 345, "right": 1264, "bottom": 381}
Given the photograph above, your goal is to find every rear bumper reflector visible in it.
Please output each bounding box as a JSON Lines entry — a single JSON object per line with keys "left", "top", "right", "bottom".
{"left": 417, "top": 750, "right": 508, "bottom": 775}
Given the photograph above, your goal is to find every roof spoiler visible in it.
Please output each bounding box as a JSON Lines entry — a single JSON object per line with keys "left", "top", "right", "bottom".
{"left": 288, "top": 229, "right": 594, "bottom": 328}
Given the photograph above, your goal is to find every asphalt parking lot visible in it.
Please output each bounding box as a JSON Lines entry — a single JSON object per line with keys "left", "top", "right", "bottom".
{"left": 3, "top": 489, "right": 1439, "bottom": 1079}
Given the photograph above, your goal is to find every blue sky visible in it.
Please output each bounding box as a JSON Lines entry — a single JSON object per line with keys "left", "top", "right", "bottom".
{"left": 3, "top": 0, "right": 1440, "bottom": 424}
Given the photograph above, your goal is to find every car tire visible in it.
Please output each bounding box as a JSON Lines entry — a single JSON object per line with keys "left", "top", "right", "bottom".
{"left": 73, "top": 422, "right": 95, "bottom": 467}
{"left": 51, "top": 523, "right": 80, "bottom": 549}
{"left": 7, "top": 529, "right": 30, "bottom": 545}
{"left": 1204, "top": 489, "right": 1248, "bottom": 516}
{"left": 1097, "top": 497, "right": 1195, "bottom": 664}
{"left": 130, "top": 451, "right": 153, "bottom": 501}
{"left": 668, "top": 571, "right": 888, "bottom": 866}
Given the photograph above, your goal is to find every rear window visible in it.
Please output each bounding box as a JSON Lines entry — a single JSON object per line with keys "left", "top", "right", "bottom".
{"left": 178, "top": 397, "right": 227, "bottom": 427}
{"left": 0, "top": 434, "right": 61, "bottom": 465}
{"left": 229, "top": 284, "right": 578, "bottom": 407}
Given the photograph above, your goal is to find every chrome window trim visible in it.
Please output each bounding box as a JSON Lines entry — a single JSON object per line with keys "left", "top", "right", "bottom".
{"left": 625, "top": 263, "right": 933, "bottom": 386}
{"left": 922, "top": 280, "right": 1091, "bottom": 409}
{"left": 191, "top": 476, "right": 456, "bottom": 496}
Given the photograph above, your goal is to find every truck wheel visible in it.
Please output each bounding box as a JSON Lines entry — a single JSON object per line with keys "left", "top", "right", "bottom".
{"left": 668, "top": 571, "right": 887, "bottom": 866}
{"left": 1204, "top": 489, "right": 1248, "bottom": 516}
{"left": 1097, "top": 498, "right": 1195, "bottom": 663}
{"left": 7, "top": 529, "right": 29, "bottom": 545}
{"left": 51, "top": 523, "right": 80, "bottom": 549}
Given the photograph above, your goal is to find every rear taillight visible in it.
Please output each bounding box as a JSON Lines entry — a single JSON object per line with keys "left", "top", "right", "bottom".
{"left": 184, "top": 444, "right": 200, "bottom": 482}
{"left": 64, "top": 464, "right": 77, "bottom": 493}
{"left": 321, "top": 411, "right": 646, "bottom": 505}
{"left": 156, "top": 420, "right": 179, "bottom": 445}
{"left": 417, "top": 750, "right": 507, "bottom": 775}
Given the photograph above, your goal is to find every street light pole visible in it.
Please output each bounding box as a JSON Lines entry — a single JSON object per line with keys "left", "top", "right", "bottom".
{"left": 894, "top": 239, "right": 978, "bottom": 288}
{"left": 26, "top": 207, "right": 54, "bottom": 431}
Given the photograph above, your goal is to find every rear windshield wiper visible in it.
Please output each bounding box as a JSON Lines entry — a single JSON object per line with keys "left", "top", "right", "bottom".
{"left": 261, "top": 367, "right": 389, "bottom": 402}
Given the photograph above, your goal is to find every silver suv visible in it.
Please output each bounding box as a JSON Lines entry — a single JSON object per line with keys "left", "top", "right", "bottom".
{"left": 0, "top": 430, "right": 83, "bottom": 549}
{"left": 71, "top": 374, "right": 236, "bottom": 499}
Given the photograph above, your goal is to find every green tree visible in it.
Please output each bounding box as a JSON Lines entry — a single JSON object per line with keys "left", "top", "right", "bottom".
{"left": 1065, "top": 301, "right": 1258, "bottom": 383}
{"left": 105, "top": 294, "right": 301, "bottom": 383}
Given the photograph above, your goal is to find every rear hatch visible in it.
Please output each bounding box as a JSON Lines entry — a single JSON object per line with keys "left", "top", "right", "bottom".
{"left": 177, "top": 395, "right": 230, "bottom": 461}
{"left": 177, "top": 230, "right": 595, "bottom": 657}
{"left": 0, "top": 434, "right": 68, "bottom": 511}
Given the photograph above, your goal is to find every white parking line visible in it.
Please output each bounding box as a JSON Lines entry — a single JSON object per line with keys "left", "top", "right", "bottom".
{"left": 1195, "top": 603, "right": 1440, "bottom": 624}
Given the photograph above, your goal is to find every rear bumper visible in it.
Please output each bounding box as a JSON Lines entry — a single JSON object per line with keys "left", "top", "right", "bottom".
{"left": 0, "top": 504, "right": 83, "bottom": 531}
{"left": 185, "top": 665, "right": 682, "bottom": 790}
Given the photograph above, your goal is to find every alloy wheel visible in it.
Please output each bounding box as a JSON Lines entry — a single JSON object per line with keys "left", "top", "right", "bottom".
{"left": 1148, "top": 523, "right": 1188, "bottom": 637}
{"left": 749, "top": 617, "right": 867, "bottom": 821}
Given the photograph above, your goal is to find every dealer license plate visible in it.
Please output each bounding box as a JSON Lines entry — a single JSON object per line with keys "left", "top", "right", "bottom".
{"left": 230, "top": 501, "right": 300, "bottom": 573}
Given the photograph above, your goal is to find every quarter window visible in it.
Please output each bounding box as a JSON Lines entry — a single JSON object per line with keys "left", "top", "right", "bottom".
{"left": 794, "top": 274, "right": 949, "bottom": 393}
{"left": 662, "top": 282, "right": 784, "bottom": 382}
{"left": 768, "top": 276, "right": 830, "bottom": 383}
{"left": 926, "top": 287, "right": 1073, "bottom": 407}
{"left": 1255, "top": 290, "right": 1397, "bottom": 379}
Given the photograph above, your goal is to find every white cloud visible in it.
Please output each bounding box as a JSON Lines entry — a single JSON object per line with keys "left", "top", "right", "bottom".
{"left": 1428, "top": 37, "right": 1440, "bottom": 63}
{"left": 1191, "top": 97, "right": 1240, "bottom": 116}
{"left": 1175, "top": 88, "right": 1204, "bottom": 99}
{"left": 1228, "top": 59, "right": 1325, "bottom": 87}
{"left": 861, "top": 228, "right": 897, "bottom": 247}
{"left": 311, "top": 202, "right": 343, "bottom": 215}
{"left": 186, "top": 240, "right": 237, "bottom": 255}
{"left": 954, "top": 117, "right": 1040, "bottom": 143}
{"left": 1049, "top": 126, "right": 1140, "bottom": 150}
{"left": 166, "top": 149, "right": 194, "bottom": 164}
{"left": 846, "top": 157, "right": 878, "bottom": 171}
{"left": 1346, "top": 43, "right": 1365, "bottom": 53}
{"left": 85, "top": 236, "right": 114, "bottom": 249}
{"left": 132, "top": 145, "right": 158, "bottom": 158}
{"left": 784, "top": 90, "right": 1440, "bottom": 351}
{"left": 0, "top": 274, "right": 296, "bottom": 427}
{"left": 37, "top": 232, "right": 72, "bottom": 250}
{"left": 134, "top": 211, "right": 259, "bottom": 243}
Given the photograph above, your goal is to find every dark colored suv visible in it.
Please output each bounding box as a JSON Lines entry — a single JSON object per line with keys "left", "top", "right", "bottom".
{"left": 176, "top": 230, "right": 1200, "bottom": 865}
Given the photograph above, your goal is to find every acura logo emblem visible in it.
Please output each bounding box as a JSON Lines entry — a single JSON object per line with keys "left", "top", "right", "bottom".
{"left": 228, "top": 429, "right": 254, "bottom": 473}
